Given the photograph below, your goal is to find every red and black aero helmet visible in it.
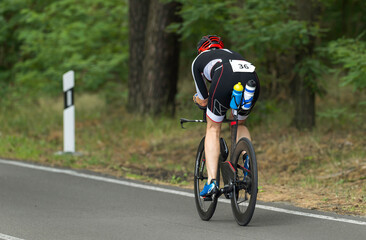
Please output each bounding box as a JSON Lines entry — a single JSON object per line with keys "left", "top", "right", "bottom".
{"left": 197, "top": 35, "right": 224, "bottom": 53}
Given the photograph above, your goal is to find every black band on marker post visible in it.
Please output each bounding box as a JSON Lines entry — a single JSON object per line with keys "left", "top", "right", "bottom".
{"left": 64, "top": 87, "right": 74, "bottom": 109}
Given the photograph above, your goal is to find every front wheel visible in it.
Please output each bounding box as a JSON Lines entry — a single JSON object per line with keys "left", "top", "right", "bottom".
{"left": 194, "top": 137, "right": 219, "bottom": 221}
{"left": 230, "top": 137, "right": 258, "bottom": 226}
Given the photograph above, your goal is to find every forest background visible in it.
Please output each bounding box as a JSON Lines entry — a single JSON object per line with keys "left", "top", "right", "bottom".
{"left": 0, "top": 0, "right": 365, "bottom": 215}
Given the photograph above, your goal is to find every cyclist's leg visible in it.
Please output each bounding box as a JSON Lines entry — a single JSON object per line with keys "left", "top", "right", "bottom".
{"left": 234, "top": 71, "right": 260, "bottom": 142}
{"left": 204, "top": 117, "right": 221, "bottom": 183}
{"left": 204, "top": 63, "right": 231, "bottom": 184}
{"left": 237, "top": 119, "right": 251, "bottom": 142}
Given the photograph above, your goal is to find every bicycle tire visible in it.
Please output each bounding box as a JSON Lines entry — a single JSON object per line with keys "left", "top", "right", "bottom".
{"left": 194, "top": 137, "right": 220, "bottom": 221}
{"left": 230, "top": 137, "right": 258, "bottom": 226}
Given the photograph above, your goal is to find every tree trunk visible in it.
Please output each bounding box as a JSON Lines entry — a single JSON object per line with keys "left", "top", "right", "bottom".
{"left": 127, "top": 0, "right": 150, "bottom": 112}
{"left": 292, "top": 59, "right": 316, "bottom": 129}
{"left": 128, "top": 0, "right": 181, "bottom": 116}
{"left": 141, "top": 0, "right": 181, "bottom": 116}
{"left": 291, "top": 0, "right": 319, "bottom": 130}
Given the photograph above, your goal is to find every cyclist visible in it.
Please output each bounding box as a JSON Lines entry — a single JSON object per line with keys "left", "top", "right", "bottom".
{"left": 192, "top": 35, "right": 260, "bottom": 197}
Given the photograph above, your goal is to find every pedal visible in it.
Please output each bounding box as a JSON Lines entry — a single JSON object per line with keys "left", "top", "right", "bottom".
{"left": 202, "top": 196, "right": 213, "bottom": 201}
{"left": 224, "top": 192, "right": 233, "bottom": 199}
{"left": 222, "top": 184, "right": 233, "bottom": 199}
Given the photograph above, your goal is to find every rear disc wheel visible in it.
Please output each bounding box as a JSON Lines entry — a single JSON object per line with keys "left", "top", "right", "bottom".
{"left": 230, "top": 137, "right": 258, "bottom": 226}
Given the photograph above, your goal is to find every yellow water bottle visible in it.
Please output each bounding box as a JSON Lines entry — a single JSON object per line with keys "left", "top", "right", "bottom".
{"left": 230, "top": 82, "right": 243, "bottom": 109}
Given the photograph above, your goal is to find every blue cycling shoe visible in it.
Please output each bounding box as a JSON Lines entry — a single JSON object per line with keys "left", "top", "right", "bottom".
{"left": 200, "top": 179, "right": 217, "bottom": 197}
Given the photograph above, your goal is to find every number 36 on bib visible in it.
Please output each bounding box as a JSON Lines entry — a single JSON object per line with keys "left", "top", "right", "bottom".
{"left": 229, "top": 60, "right": 256, "bottom": 73}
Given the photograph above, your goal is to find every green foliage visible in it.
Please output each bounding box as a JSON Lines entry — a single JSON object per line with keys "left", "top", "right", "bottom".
{"left": 321, "top": 0, "right": 366, "bottom": 39}
{"left": 317, "top": 106, "right": 363, "bottom": 129}
{"left": 294, "top": 56, "right": 329, "bottom": 95}
{"left": 169, "top": 0, "right": 233, "bottom": 39}
{"left": 227, "top": 1, "right": 311, "bottom": 52}
{"left": 318, "top": 107, "right": 347, "bottom": 119}
{"left": 0, "top": 0, "right": 128, "bottom": 97}
{"left": 0, "top": 0, "right": 30, "bottom": 96}
{"left": 228, "top": 0, "right": 331, "bottom": 99}
{"left": 167, "top": 0, "right": 234, "bottom": 61}
{"left": 173, "top": 0, "right": 329, "bottom": 93}
{"left": 327, "top": 36, "right": 366, "bottom": 91}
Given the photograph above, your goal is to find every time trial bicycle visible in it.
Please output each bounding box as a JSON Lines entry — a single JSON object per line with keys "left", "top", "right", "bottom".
{"left": 180, "top": 109, "right": 258, "bottom": 226}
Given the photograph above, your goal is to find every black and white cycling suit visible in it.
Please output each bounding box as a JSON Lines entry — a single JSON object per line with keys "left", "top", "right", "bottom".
{"left": 191, "top": 48, "right": 260, "bottom": 123}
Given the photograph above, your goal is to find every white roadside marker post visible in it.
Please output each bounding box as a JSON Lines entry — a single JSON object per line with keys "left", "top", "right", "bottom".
{"left": 63, "top": 70, "right": 75, "bottom": 153}
{"left": 55, "top": 70, "right": 81, "bottom": 156}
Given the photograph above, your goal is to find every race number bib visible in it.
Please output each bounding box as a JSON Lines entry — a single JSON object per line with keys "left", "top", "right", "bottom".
{"left": 229, "top": 60, "right": 255, "bottom": 73}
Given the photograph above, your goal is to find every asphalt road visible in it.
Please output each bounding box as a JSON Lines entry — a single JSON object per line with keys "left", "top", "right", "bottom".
{"left": 0, "top": 159, "right": 365, "bottom": 240}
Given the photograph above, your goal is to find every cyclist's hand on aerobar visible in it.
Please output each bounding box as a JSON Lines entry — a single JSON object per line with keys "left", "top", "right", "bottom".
{"left": 193, "top": 93, "right": 208, "bottom": 110}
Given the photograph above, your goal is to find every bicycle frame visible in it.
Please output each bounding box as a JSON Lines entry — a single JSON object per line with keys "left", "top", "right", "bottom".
{"left": 180, "top": 109, "right": 242, "bottom": 198}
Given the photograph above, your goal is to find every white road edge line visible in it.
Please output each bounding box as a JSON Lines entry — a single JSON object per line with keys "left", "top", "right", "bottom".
{"left": 1, "top": 159, "right": 365, "bottom": 226}
{"left": 0, "top": 233, "right": 26, "bottom": 240}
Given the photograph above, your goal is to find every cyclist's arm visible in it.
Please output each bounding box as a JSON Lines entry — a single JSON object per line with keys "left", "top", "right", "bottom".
{"left": 191, "top": 57, "right": 209, "bottom": 100}
{"left": 193, "top": 93, "right": 208, "bottom": 108}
